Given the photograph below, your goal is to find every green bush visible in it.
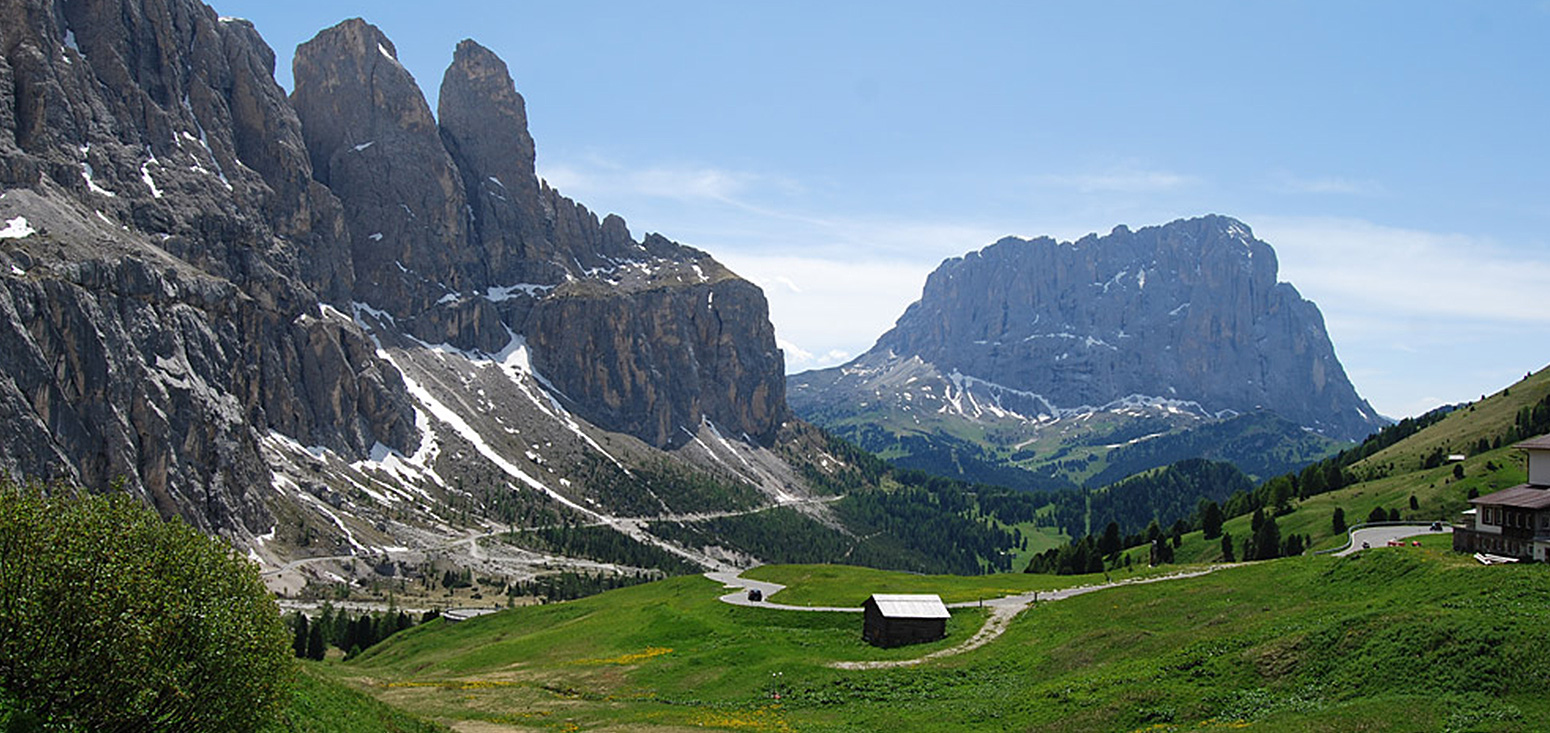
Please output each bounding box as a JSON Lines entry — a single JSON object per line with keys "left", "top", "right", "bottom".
{"left": 0, "top": 482, "right": 292, "bottom": 731}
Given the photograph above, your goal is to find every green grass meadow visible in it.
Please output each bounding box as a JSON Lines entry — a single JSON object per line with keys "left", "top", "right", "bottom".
{"left": 311, "top": 547, "right": 1550, "bottom": 732}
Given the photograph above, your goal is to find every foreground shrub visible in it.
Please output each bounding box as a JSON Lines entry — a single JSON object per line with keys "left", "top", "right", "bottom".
{"left": 0, "top": 482, "right": 291, "bottom": 731}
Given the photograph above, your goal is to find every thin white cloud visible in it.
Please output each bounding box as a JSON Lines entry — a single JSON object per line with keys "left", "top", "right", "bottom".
{"left": 543, "top": 156, "right": 1010, "bottom": 263}
{"left": 540, "top": 158, "right": 774, "bottom": 204}
{"left": 1030, "top": 167, "right": 1200, "bottom": 194}
{"left": 769, "top": 275, "right": 802, "bottom": 293}
{"left": 720, "top": 254, "right": 931, "bottom": 374}
{"left": 1256, "top": 215, "right": 1550, "bottom": 418}
{"left": 1258, "top": 216, "right": 1550, "bottom": 326}
{"left": 775, "top": 338, "right": 813, "bottom": 362}
{"left": 1271, "top": 173, "right": 1386, "bottom": 196}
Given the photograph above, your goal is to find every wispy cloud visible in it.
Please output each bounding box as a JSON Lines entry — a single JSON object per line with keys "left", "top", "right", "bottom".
{"left": 720, "top": 253, "right": 932, "bottom": 374}
{"left": 1030, "top": 166, "right": 1201, "bottom": 194}
{"left": 1258, "top": 216, "right": 1550, "bottom": 326}
{"left": 539, "top": 156, "right": 794, "bottom": 205}
{"left": 543, "top": 154, "right": 1011, "bottom": 263}
{"left": 1270, "top": 173, "right": 1386, "bottom": 196}
{"left": 775, "top": 337, "right": 813, "bottom": 362}
{"left": 1255, "top": 215, "right": 1550, "bottom": 417}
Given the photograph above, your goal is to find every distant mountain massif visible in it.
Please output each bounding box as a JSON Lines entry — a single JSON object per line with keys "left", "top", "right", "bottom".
{"left": 790, "top": 216, "right": 1387, "bottom": 489}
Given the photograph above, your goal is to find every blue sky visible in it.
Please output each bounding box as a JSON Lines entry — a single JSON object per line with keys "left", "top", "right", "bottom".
{"left": 218, "top": 1, "right": 1550, "bottom": 420}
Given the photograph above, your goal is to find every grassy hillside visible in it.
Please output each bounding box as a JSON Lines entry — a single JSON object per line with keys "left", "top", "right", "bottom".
{"left": 819, "top": 403, "right": 1345, "bottom": 492}
{"left": 1157, "top": 365, "right": 1550, "bottom": 566}
{"left": 743, "top": 563, "right": 1171, "bottom": 607}
{"left": 319, "top": 548, "right": 1549, "bottom": 731}
{"left": 294, "top": 367, "right": 1550, "bottom": 730}
{"left": 1356, "top": 365, "right": 1550, "bottom": 475}
{"left": 265, "top": 666, "right": 448, "bottom": 733}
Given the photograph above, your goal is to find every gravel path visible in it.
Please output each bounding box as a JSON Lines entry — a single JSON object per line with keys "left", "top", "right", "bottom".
{"left": 706, "top": 565, "right": 1234, "bottom": 669}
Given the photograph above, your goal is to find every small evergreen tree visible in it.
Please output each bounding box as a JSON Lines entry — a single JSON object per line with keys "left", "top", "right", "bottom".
{"left": 1368, "top": 506, "right": 1389, "bottom": 524}
{"left": 1282, "top": 533, "right": 1305, "bottom": 557}
{"left": 1388, "top": 508, "right": 1401, "bottom": 522}
{"left": 1150, "top": 538, "right": 1174, "bottom": 565}
{"left": 1201, "top": 500, "right": 1224, "bottom": 539}
{"left": 291, "top": 613, "right": 310, "bottom": 659}
{"left": 1332, "top": 507, "right": 1347, "bottom": 535}
{"left": 1252, "top": 514, "right": 1281, "bottom": 561}
{"left": 1097, "top": 521, "right": 1122, "bottom": 556}
{"left": 306, "top": 622, "right": 326, "bottom": 661}
{"left": 1221, "top": 532, "right": 1235, "bottom": 562}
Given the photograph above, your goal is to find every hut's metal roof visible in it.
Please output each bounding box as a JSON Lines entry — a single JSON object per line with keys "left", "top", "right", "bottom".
{"left": 1513, "top": 434, "right": 1550, "bottom": 452}
{"left": 1471, "top": 484, "right": 1550, "bottom": 510}
{"left": 868, "top": 594, "right": 950, "bottom": 619}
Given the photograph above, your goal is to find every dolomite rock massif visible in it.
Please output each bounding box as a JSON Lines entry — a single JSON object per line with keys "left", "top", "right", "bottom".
{"left": 288, "top": 22, "right": 785, "bottom": 449}
{"left": 790, "top": 216, "right": 1386, "bottom": 487}
{"left": 0, "top": 0, "right": 791, "bottom": 582}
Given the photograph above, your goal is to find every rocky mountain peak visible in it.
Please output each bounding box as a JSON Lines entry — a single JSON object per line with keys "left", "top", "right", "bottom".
{"left": 436, "top": 37, "right": 546, "bottom": 286}
{"left": 290, "top": 19, "right": 435, "bottom": 184}
{"left": 0, "top": 0, "right": 792, "bottom": 566}
{"left": 291, "top": 18, "right": 477, "bottom": 321}
{"left": 440, "top": 38, "right": 537, "bottom": 190}
{"left": 799, "top": 215, "right": 1383, "bottom": 447}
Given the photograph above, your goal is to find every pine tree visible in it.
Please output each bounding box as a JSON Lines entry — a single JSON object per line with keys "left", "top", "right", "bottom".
{"left": 1252, "top": 514, "right": 1281, "bottom": 561}
{"left": 1221, "top": 532, "right": 1235, "bottom": 562}
{"left": 291, "top": 614, "right": 310, "bottom": 659}
{"left": 1332, "top": 507, "right": 1347, "bottom": 535}
{"left": 306, "top": 622, "right": 326, "bottom": 661}
{"left": 1283, "top": 533, "right": 1305, "bottom": 556}
{"left": 1098, "top": 521, "right": 1122, "bottom": 556}
{"left": 1201, "top": 501, "right": 1224, "bottom": 539}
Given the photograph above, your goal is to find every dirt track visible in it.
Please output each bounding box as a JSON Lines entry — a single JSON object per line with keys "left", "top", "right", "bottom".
{"left": 707, "top": 565, "right": 1233, "bottom": 669}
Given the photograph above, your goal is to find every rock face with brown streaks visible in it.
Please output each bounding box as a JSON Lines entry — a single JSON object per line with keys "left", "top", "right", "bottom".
{"left": 291, "top": 26, "right": 786, "bottom": 448}
{"left": 0, "top": 0, "right": 418, "bottom": 536}
{"left": 795, "top": 215, "right": 1384, "bottom": 442}
{"left": 0, "top": 2, "right": 789, "bottom": 546}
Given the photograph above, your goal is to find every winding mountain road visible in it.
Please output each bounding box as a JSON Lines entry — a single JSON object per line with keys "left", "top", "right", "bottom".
{"left": 1332, "top": 523, "right": 1451, "bottom": 557}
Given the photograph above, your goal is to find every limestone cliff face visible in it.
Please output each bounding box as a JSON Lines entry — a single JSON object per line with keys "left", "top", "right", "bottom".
{"left": 800, "top": 216, "right": 1383, "bottom": 442}
{"left": 0, "top": 2, "right": 786, "bottom": 544}
{"left": 291, "top": 19, "right": 476, "bottom": 320}
{"left": 0, "top": 0, "right": 416, "bottom": 535}
{"left": 526, "top": 271, "right": 785, "bottom": 447}
{"left": 289, "top": 24, "right": 785, "bottom": 448}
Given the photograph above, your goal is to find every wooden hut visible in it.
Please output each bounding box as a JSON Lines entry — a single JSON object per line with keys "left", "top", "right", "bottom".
{"left": 862, "top": 594, "right": 950, "bottom": 648}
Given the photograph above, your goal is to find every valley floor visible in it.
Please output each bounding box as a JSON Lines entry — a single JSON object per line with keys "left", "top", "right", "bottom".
{"left": 309, "top": 530, "right": 1545, "bottom": 732}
